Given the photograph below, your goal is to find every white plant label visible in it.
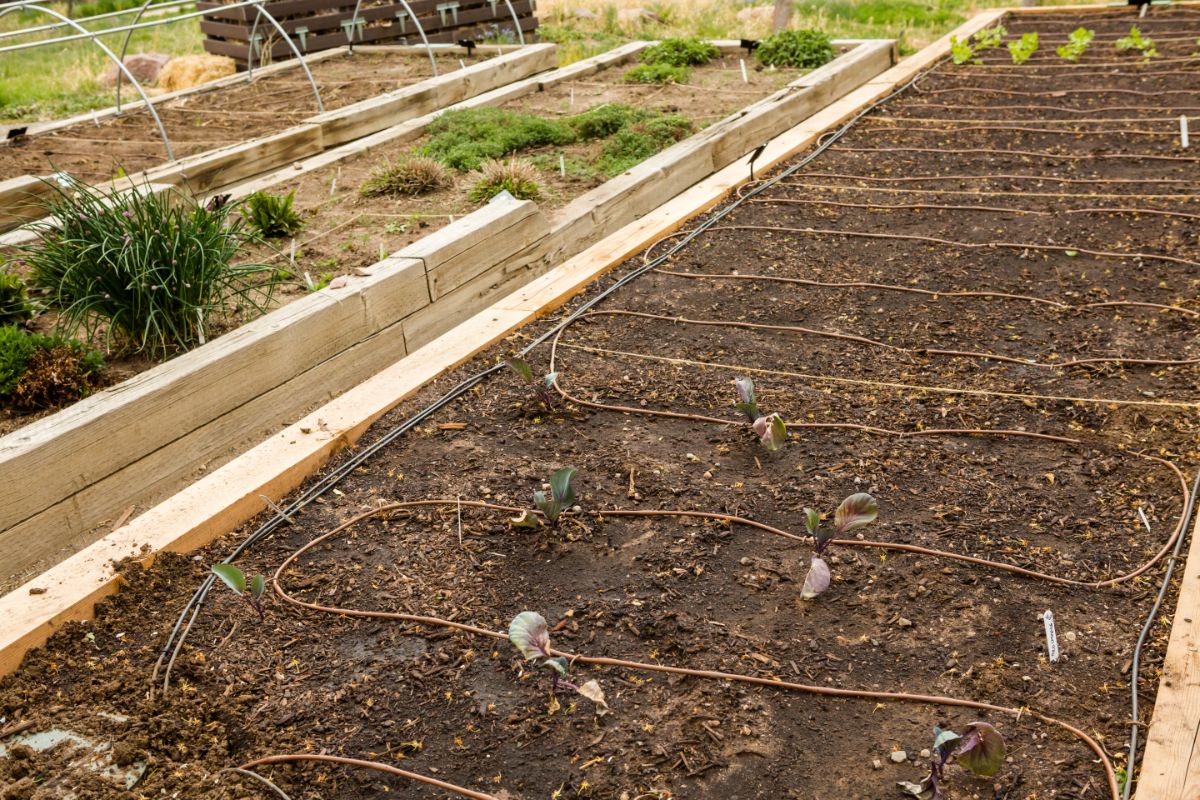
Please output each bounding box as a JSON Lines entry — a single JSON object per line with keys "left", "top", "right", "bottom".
{"left": 459, "top": 59, "right": 466, "bottom": 70}
{"left": 559, "top": 154, "right": 566, "bottom": 177}
{"left": 1043, "top": 610, "right": 1060, "bottom": 663}
{"left": 740, "top": 58, "right": 749, "bottom": 83}
{"left": 1182, "top": 115, "right": 1190, "bottom": 149}
{"left": 92, "top": 111, "right": 100, "bottom": 127}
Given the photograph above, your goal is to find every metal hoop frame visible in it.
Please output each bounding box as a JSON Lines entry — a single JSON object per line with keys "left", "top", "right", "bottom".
{"left": 244, "top": 1, "right": 324, "bottom": 113}
{"left": 0, "top": 2, "right": 175, "bottom": 161}
{"left": 346, "top": 0, "right": 437, "bottom": 76}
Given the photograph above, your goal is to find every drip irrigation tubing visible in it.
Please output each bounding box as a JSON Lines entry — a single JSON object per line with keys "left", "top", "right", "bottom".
{"left": 552, "top": 341, "right": 1200, "bottom": 411}
{"left": 786, "top": 171, "right": 1199, "bottom": 185}
{"left": 152, "top": 44, "right": 945, "bottom": 697}
{"left": 779, "top": 182, "right": 1200, "bottom": 201}
{"left": 828, "top": 146, "right": 1200, "bottom": 163}
{"left": 874, "top": 114, "right": 1191, "bottom": 123}
{"left": 925, "top": 69, "right": 1200, "bottom": 82}
{"left": 239, "top": 754, "right": 498, "bottom": 800}
{"left": 916, "top": 86, "right": 1200, "bottom": 98}
{"left": 900, "top": 103, "right": 1200, "bottom": 114}
{"left": 698, "top": 223, "right": 1200, "bottom": 269}
{"left": 268, "top": 500, "right": 1141, "bottom": 800}
{"left": 649, "top": 266, "right": 1200, "bottom": 318}
{"left": 743, "top": 196, "right": 1200, "bottom": 223}
{"left": 856, "top": 124, "right": 1179, "bottom": 136}
{"left": 559, "top": 308, "right": 1200, "bottom": 370}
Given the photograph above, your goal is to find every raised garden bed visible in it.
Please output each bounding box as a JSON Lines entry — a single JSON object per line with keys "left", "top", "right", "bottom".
{"left": 0, "top": 44, "right": 556, "bottom": 233}
{"left": 0, "top": 38, "right": 892, "bottom": 592}
{"left": 4, "top": 6, "right": 1198, "bottom": 798}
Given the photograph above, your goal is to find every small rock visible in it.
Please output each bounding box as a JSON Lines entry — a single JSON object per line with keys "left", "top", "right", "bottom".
{"left": 920, "top": 748, "right": 931, "bottom": 759}
{"left": 100, "top": 52, "right": 171, "bottom": 87}
{"left": 890, "top": 750, "right": 907, "bottom": 763}
{"left": 872, "top": 758, "right": 883, "bottom": 770}
{"left": 572, "top": 7, "right": 597, "bottom": 19}
{"left": 740, "top": 557, "right": 752, "bottom": 566}
{"left": 28, "top": 587, "right": 46, "bottom": 595}
{"left": 897, "top": 617, "right": 913, "bottom": 628}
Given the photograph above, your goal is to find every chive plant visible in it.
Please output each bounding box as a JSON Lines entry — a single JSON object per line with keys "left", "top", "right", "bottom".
{"left": 17, "top": 178, "right": 276, "bottom": 357}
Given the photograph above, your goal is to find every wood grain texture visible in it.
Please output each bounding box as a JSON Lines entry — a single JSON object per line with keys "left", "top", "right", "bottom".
{"left": 0, "top": 175, "right": 55, "bottom": 233}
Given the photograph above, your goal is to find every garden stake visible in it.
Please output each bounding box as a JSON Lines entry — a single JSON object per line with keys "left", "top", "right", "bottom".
{"left": 1182, "top": 114, "right": 1190, "bottom": 147}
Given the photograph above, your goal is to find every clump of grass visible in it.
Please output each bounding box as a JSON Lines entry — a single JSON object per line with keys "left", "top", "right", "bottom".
{"left": 17, "top": 179, "right": 275, "bottom": 358}
{"left": 596, "top": 114, "right": 694, "bottom": 176}
{"left": 755, "top": 29, "right": 836, "bottom": 68}
{"left": 640, "top": 37, "right": 719, "bottom": 67}
{"left": 623, "top": 62, "right": 691, "bottom": 84}
{"left": 568, "top": 103, "right": 647, "bottom": 139}
{"left": 359, "top": 156, "right": 451, "bottom": 197}
{"left": 0, "top": 324, "right": 103, "bottom": 410}
{"left": 423, "top": 108, "right": 576, "bottom": 171}
{"left": 0, "top": 271, "right": 35, "bottom": 325}
{"left": 242, "top": 190, "right": 303, "bottom": 238}
{"left": 467, "top": 158, "right": 544, "bottom": 202}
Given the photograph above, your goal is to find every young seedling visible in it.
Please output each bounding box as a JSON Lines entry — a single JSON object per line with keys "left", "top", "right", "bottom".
{"left": 800, "top": 492, "right": 878, "bottom": 599}
{"left": 950, "top": 23, "right": 1007, "bottom": 65}
{"left": 211, "top": 564, "right": 267, "bottom": 620}
{"left": 1116, "top": 25, "right": 1157, "bottom": 60}
{"left": 735, "top": 377, "right": 787, "bottom": 452}
{"left": 513, "top": 467, "right": 578, "bottom": 530}
{"left": 505, "top": 355, "right": 557, "bottom": 411}
{"left": 1056, "top": 27, "right": 1095, "bottom": 62}
{"left": 1007, "top": 32, "right": 1038, "bottom": 64}
{"left": 898, "top": 722, "right": 1006, "bottom": 800}
{"left": 508, "top": 611, "right": 608, "bottom": 713}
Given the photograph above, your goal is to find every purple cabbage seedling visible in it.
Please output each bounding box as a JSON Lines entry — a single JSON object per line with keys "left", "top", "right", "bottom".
{"left": 506, "top": 356, "right": 557, "bottom": 411}
{"left": 800, "top": 492, "right": 878, "bottom": 599}
{"left": 508, "top": 611, "right": 608, "bottom": 713}
{"left": 898, "top": 722, "right": 1006, "bottom": 800}
{"left": 211, "top": 564, "right": 267, "bottom": 620}
{"left": 735, "top": 377, "right": 787, "bottom": 451}
{"left": 536, "top": 467, "right": 576, "bottom": 526}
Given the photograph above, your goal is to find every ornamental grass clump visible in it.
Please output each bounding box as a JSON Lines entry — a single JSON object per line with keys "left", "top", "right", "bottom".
{"left": 359, "top": 156, "right": 451, "bottom": 197}
{"left": 18, "top": 179, "right": 275, "bottom": 357}
{"left": 467, "top": 158, "right": 543, "bottom": 202}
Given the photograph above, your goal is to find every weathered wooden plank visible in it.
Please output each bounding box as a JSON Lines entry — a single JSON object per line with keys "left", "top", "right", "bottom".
{"left": 144, "top": 123, "right": 327, "bottom": 193}
{"left": 0, "top": 175, "right": 55, "bottom": 233}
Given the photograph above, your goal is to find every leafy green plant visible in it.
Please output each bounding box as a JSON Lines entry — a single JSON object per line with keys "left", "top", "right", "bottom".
{"left": 423, "top": 108, "right": 575, "bottom": 171}
{"left": 973, "top": 23, "right": 1007, "bottom": 49}
{"left": 640, "top": 37, "right": 719, "bottom": 67}
{"left": 242, "top": 190, "right": 303, "bottom": 238}
{"left": 211, "top": 564, "right": 267, "bottom": 620}
{"left": 595, "top": 114, "right": 694, "bottom": 176}
{"left": 800, "top": 493, "right": 878, "bottom": 599}
{"left": 1007, "top": 32, "right": 1038, "bottom": 64}
{"left": 568, "top": 103, "right": 646, "bottom": 139}
{"left": 0, "top": 271, "right": 35, "bottom": 325}
{"left": 506, "top": 355, "right": 557, "bottom": 410}
{"left": 898, "top": 722, "right": 1006, "bottom": 799}
{"left": 755, "top": 29, "right": 836, "bottom": 68}
{"left": 18, "top": 179, "right": 275, "bottom": 357}
{"left": 0, "top": 324, "right": 103, "bottom": 409}
{"left": 734, "top": 377, "right": 787, "bottom": 452}
{"left": 1116, "top": 25, "right": 1157, "bottom": 60}
{"left": 1056, "top": 27, "right": 1094, "bottom": 62}
{"left": 534, "top": 467, "right": 576, "bottom": 527}
{"left": 359, "top": 156, "right": 451, "bottom": 197}
{"left": 467, "top": 158, "right": 544, "bottom": 202}
{"left": 624, "top": 62, "right": 691, "bottom": 84}
{"left": 950, "top": 23, "right": 1007, "bottom": 65}
{"left": 508, "top": 611, "right": 607, "bottom": 713}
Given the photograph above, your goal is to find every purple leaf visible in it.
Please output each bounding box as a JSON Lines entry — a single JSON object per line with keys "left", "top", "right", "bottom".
{"left": 753, "top": 413, "right": 787, "bottom": 451}
{"left": 508, "top": 611, "right": 552, "bottom": 661}
{"left": 800, "top": 555, "right": 831, "bottom": 599}
{"left": 834, "top": 492, "right": 878, "bottom": 534}
{"left": 955, "top": 722, "right": 1005, "bottom": 777}
{"left": 735, "top": 377, "right": 759, "bottom": 421}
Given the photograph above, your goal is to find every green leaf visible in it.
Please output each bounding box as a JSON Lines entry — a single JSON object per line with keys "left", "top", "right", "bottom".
{"left": 543, "top": 371, "right": 559, "bottom": 389}
{"left": 249, "top": 574, "right": 266, "bottom": 602}
{"left": 211, "top": 564, "right": 246, "bottom": 595}
{"left": 510, "top": 510, "right": 544, "bottom": 529}
{"left": 550, "top": 467, "right": 576, "bottom": 506}
{"left": 543, "top": 655, "right": 569, "bottom": 676}
{"left": 834, "top": 493, "right": 878, "bottom": 534}
{"left": 803, "top": 508, "right": 820, "bottom": 535}
{"left": 753, "top": 413, "right": 787, "bottom": 451}
{"left": 955, "top": 722, "right": 1005, "bottom": 777}
{"left": 506, "top": 357, "right": 534, "bottom": 383}
{"left": 1064, "top": 250, "right": 1078, "bottom": 257}
{"left": 933, "top": 726, "right": 960, "bottom": 760}
{"left": 508, "top": 611, "right": 552, "bottom": 661}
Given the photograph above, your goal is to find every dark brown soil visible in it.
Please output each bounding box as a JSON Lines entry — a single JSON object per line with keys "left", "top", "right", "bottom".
{"left": 0, "top": 50, "right": 495, "bottom": 185}
{"left": 2, "top": 9, "right": 1199, "bottom": 800}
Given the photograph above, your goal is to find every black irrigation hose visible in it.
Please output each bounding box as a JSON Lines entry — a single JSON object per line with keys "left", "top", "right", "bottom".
{"left": 1125, "top": 466, "right": 1200, "bottom": 800}
{"left": 153, "top": 56, "right": 934, "bottom": 694}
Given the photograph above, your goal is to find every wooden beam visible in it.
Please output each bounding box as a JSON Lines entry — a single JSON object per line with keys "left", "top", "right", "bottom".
{"left": 0, "top": 175, "right": 55, "bottom": 233}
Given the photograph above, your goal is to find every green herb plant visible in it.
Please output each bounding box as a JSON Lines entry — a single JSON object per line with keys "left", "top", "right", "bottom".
{"left": 1056, "top": 27, "right": 1094, "bottom": 62}
{"left": 1007, "top": 32, "right": 1038, "bottom": 64}
{"left": 898, "top": 723, "right": 1006, "bottom": 799}
{"left": 508, "top": 611, "right": 607, "bottom": 713}
{"left": 1116, "top": 25, "right": 1157, "bottom": 60}
{"left": 512, "top": 467, "right": 577, "bottom": 529}
{"left": 950, "top": 23, "right": 1007, "bottom": 65}
{"left": 211, "top": 564, "right": 267, "bottom": 620}
{"left": 0, "top": 271, "right": 35, "bottom": 325}
{"left": 623, "top": 62, "right": 691, "bottom": 84}
{"left": 756, "top": 29, "right": 836, "bottom": 68}
{"left": 639, "top": 37, "right": 719, "bottom": 67}
{"left": 243, "top": 190, "right": 304, "bottom": 238}
{"left": 0, "top": 324, "right": 104, "bottom": 409}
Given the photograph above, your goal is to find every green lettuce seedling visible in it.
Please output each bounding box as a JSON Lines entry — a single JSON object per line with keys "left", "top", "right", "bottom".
{"left": 1116, "top": 25, "right": 1157, "bottom": 60}
{"left": 898, "top": 722, "right": 1007, "bottom": 800}
{"left": 211, "top": 564, "right": 267, "bottom": 620}
{"left": 801, "top": 493, "right": 878, "bottom": 599}
{"left": 1056, "top": 27, "right": 1094, "bottom": 62}
{"left": 508, "top": 611, "right": 607, "bottom": 713}
{"left": 1007, "top": 32, "right": 1038, "bottom": 64}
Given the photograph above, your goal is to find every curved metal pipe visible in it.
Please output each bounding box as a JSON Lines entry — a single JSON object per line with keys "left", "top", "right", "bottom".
{"left": 396, "top": 0, "right": 437, "bottom": 76}
{"left": 500, "top": 0, "right": 524, "bottom": 46}
{"left": 244, "top": 1, "right": 323, "bottom": 113}
{"left": 0, "top": 2, "right": 175, "bottom": 161}
{"left": 115, "top": 0, "right": 158, "bottom": 115}
{"left": 0, "top": 0, "right": 194, "bottom": 41}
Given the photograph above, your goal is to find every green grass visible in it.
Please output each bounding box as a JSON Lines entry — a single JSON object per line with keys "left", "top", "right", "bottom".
{"left": 0, "top": 0, "right": 203, "bottom": 122}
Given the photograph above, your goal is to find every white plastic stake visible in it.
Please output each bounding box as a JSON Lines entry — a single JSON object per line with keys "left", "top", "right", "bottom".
{"left": 379, "top": 242, "right": 385, "bottom": 260}
{"left": 329, "top": 177, "right": 337, "bottom": 197}
{"left": 92, "top": 111, "right": 100, "bottom": 127}
{"left": 569, "top": 87, "right": 574, "bottom": 108}
{"left": 1181, "top": 115, "right": 1190, "bottom": 148}
{"left": 1043, "top": 610, "right": 1060, "bottom": 663}
{"left": 289, "top": 238, "right": 296, "bottom": 267}
{"left": 740, "top": 58, "right": 749, "bottom": 83}
{"left": 459, "top": 58, "right": 466, "bottom": 70}
{"left": 559, "top": 154, "right": 566, "bottom": 177}
{"left": 1140, "top": 1, "right": 1149, "bottom": 17}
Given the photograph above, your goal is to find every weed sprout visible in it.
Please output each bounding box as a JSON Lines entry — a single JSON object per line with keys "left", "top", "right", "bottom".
{"left": 898, "top": 722, "right": 1006, "bottom": 799}
{"left": 735, "top": 377, "right": 787, "bottom": 451}
{"left": 211, "top": 564, "right": 267, "bottom": 620}
{"left": 801, "top": 493, "right": 878, "bottom": 599}
{"left": 505, "top": 355, "right": 557, "bottom": 410}
{"left": 508, "top": 611, "right": 607, "bottom": 713}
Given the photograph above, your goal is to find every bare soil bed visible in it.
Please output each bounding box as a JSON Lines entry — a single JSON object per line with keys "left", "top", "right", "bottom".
{"left": 2, "top": 9, "right": 1199, "bottom": 800}
{"left": 0, "top": 50, "right": 495, "bottom": 185}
